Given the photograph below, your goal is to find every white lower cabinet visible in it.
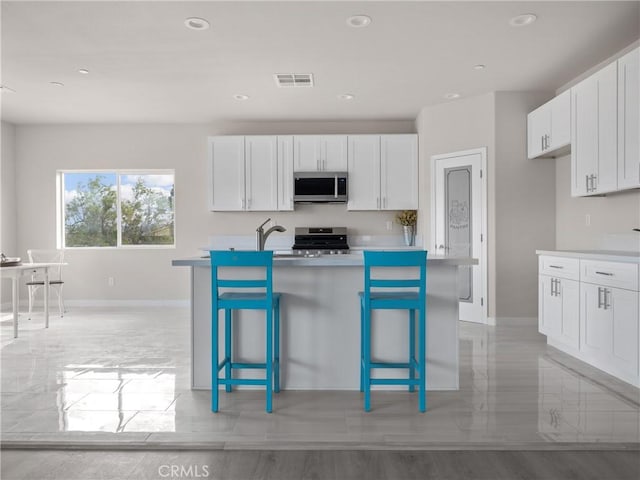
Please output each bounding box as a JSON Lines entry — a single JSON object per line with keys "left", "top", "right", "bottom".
{"left": 539, "top": 275, "right": 580, "bottom": 350}
{"left": 538, "top": 254, "right": 639, "bottom": 387}
{"left": 581, "top": 283, "right": 639, "bottom": 380}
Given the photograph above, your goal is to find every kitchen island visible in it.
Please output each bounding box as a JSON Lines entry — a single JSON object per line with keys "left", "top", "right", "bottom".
{"left": 173, "top": 253, "right": 476, "bottom": 391}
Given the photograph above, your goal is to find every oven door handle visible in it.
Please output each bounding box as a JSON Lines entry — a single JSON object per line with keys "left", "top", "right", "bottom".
{"left": 334, "top": 175, "right": 338, "bottom": 198}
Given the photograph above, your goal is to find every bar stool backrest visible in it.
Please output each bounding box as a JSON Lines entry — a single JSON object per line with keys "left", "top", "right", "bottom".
{"left": 363, "top": 250, "right": 427, "bottom": 296}
{"left": 209, "top": 250, "right": 274, "bottom": 304}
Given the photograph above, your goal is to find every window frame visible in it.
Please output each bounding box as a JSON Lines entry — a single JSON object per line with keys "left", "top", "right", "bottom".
{"left": 57, "top": 169, "right": 176, "bottom": 250}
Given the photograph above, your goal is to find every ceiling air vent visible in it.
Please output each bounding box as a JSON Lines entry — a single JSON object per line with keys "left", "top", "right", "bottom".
{"left": 274, "top": 73, "right": 314, "bottom": 88}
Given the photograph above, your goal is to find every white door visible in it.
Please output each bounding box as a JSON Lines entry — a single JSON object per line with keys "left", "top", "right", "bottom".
{"left": 245, "top": 136, "right": 278, "bottom": 211}
{"left": 277, "top": 136, "right": 294, "bottom": 211}
{"left": 580, "top": 283, "right": 613, "bottom": 360}
{"left": 322, "top": 135, "right": 348, "bottom": 171}
{"left": 208, "top": 136, "right": 245, "bottom": 211}
{"left": 293, "top": 136, "right": 321, "bottom": 171}
{"left": 381, "top": 134, "right": 419, "bottom": 210}
{"left": 618, "top": 47, "right": 640, "bottom": 190}
{"left": 432, "top": 148, "right": 487, "bottom": 323}
{"left": 347, "top": 135, "right": 380, "bottom": 210}
{"left": 596, "top": 62, "right": 618, "bottom": 193}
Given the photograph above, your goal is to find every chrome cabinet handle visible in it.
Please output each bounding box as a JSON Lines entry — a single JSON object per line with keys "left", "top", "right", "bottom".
{"left": 586, "top": 175, "right": 590, "bottom": 193}
{"left": 595, "top": 271, "right": 613, "bottom": 276}
{"left": 241, "top": 198, "right": 245, "bottom": 209}
{"left": 541, "top": 136, "right": 544, "bottom": 152}
{"left": 549, "top": 265, "right": 564, "bottom": 269}
{"left": 604, "top": 289, "right": 611, "bottom": 310}
{"left": 597, "top": 287, "right": 602, "bottom": 308}
{"left": 376, "top": 197, "right": 380, "bottom": 209}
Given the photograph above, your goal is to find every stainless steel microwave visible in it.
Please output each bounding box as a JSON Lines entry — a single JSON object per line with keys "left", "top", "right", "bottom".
{"left": 294, "top": 172, "right": 348, "bottom": 203}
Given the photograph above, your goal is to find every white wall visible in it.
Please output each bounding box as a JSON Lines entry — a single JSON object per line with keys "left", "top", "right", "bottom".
{"left": 14, "top": 120, "right": 415, "bottom": 302}
{"left": 494, "top": 92, "right": 556, "bottom": 318}
{"left": 416, "top": 92, "right": 555, "bottom": 319}
{"left": 1, "top": 121, "right": 17, "bottom": 306}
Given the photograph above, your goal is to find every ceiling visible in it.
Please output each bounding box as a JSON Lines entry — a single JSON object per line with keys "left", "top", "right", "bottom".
{"left": 1, "top": 1, "right": 639, "bottom": 124}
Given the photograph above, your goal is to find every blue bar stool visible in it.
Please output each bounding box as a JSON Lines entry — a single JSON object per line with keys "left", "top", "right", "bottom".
{"left": 359, "top": 250, "right": 427, "bottom": 412}
{"left": 209, "top": 250, "right": 281, "bottom": 413}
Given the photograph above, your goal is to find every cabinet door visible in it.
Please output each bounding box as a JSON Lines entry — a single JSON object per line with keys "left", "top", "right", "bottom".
{"left": 581, "top": 283, "right": 613, "bottom": 360}
{"left": 596, "top": 62, "right": 618, "bottom": 193}
{"left": 245, "top": 136, "right": 278, "bottom": 211}
{"left": 610, "top": 287, "right": 639, "bottom": 378}
{"left": 380, "top": 134, "right": 418, "bottom": 210}
{"left": 539, "top": 275, "right": 560, "bottom": 337}
{"left": 618, "top": 47, "right": 640, "bottom": 190}
{"left": 347, "top": 135, "right": 381, "bottom": 210}
{"left": 322, "top": 135, "right": 348, "bottom": 171}
{"left": 277, "top": 136, "right": 294, "bottom": 211}
{"left": 209, "top": 136, "right": 245, "bottom": 211}
{"left": 550, "top": 90, "right": 571, "bottom": 150}
{"left": 558, "top": 278, "right": 580, "bottom": 350}
{"left": 294, "top": 136, "right": 321, "bottom": 171}
{"left": 527, "top": 104, "right": 550, "bottom": 159}
{"left": 571, "top": 78, "right": 599, "bottom": 196}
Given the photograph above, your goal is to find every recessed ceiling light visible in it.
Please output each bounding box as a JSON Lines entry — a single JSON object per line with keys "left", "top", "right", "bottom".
{"left": 233, "top": 94, "right": 249, "bottom": 101}
{"left": 50, "top": 81, "right": 65, "bottom": 87}
{"left": 184, "top": 17, "right": 210, "bottom": 30}
{"left": 444, "top": 93, "right": 460, "bottom": 100}
{"left": 509, "top": 13, "right": 537, "bottom": 27}
{"left": 346, "top": 15, "right": 372, "bottom": 28}
{"left": 473, "top": 64, "right": 486, "bottom": 70}
{"left": 338, "top": 93, "right": 355, "bottom": 101}
{"left": 0, "top": 85, "right": 16, "bottom": 94}
{"left": 78, "top": 69, "right": 90, "bottom": 75}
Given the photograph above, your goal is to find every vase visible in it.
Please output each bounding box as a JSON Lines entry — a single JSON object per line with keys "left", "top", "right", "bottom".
{"left": 402, "top": 225, "right": 416, "bottom": 246}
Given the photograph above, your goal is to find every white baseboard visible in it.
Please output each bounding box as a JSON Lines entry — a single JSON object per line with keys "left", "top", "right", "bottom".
{"left": 65, "top": 299, "right": 189, "bottom": 308}
{"left": 492, "top": 316, "right": 537, "bottom": 326}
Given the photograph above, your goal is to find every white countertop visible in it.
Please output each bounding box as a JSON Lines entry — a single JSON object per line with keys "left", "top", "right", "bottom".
{"left": 173, "top": 251, "right": 477, "bottom": 268}
{"left": 536, "top": 250, "right": 640, "bottom": 263}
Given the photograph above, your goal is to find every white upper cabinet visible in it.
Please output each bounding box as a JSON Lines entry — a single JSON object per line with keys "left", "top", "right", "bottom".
{"left": 527, "top": 90, "right": 571, "bottom": 159}
{"left": 381, "top": 134, "right": 419, "bottom": 210}
{"left": 618, "top": 47, "right": 640, "bottom": 190}
{"left": 347, "top": 135, "right": 381, "bottom": 210}
{"left": 208, "top": 136, "right": 279, "bottom": 211}
{"left": 209, "top": 136, "right": 245, "bottom": 211}
{"left": 347, "top": 134, "right": 418, "bottom": 211}
{"left": 244, "top": 136, "right": 278, "bottom": 211}
{"left": 277, "top": 136, "right": 294, "bottom": 211}
{"left": 571, "top": 62, "right": 618, "bottom": 196}
{"left": 293, "top": 135, "right": 348, "bottom": 172}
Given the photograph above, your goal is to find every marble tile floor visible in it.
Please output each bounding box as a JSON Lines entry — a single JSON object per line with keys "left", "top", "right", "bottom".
{"left": 1, "top": 307, "right": 639, "bottom": 450}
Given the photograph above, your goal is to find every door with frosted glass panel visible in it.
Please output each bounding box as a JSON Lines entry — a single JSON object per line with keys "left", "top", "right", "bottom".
{"left": 432, "top": 149, "right": 486, "bottom": 323}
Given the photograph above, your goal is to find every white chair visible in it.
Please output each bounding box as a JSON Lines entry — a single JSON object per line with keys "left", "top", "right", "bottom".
{"left": 26, "top": 249, "right": 65, "bottom": 318}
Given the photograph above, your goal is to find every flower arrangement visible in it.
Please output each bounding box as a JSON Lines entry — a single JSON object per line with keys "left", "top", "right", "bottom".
{"left": 396, "top": 210, "right": 417, "bottom": 226}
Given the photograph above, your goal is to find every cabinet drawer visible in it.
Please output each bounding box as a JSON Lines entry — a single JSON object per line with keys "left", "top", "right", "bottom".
{"left": 539, "top": 256, "right": 580, "bottom": 280}
{"left": 581, "top": 260, "right": 639, "bottom": 291}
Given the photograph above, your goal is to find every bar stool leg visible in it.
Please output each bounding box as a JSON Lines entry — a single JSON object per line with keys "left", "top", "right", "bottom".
{"left": 266, "top": 308, "right": 273, "bottom": 413}
{"left": 274, "top": 300, "right": 280, "bottom": 394}
{"left": 419, "top": 306, "right": 426, "bottom": 413}
{"left": 212, "top": 309, "right": 219, "bottom": 413}
{"left": 409, "top": 309, "right": 416, "bottom": 393}
{"left": 359, "top": 298, "right": 364, "bottom": 393}
{"left": 363, "top": 307, "right": 371, "bottom": 412}
{"left": 224, "top": 309, "right": 232, "bottom": 393}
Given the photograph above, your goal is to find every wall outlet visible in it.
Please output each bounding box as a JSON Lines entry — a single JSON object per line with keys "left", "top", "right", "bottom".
{"left": 585, "top": 214, "right": 591, "bottom": 227}
{"left": 108, "top": 277, "right": 115, "bottom": 287}
{"left": 386, "top": 221, "right": 393, "bottom": 231}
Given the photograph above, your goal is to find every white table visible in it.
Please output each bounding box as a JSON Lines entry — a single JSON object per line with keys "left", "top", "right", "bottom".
{"left": 1, "top": 263, "right": 60, "bottom": 338}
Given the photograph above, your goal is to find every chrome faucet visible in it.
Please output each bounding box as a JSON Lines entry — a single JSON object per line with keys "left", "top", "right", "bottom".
{"left": 256, "top": 218, "right": 286, "bottom": 251}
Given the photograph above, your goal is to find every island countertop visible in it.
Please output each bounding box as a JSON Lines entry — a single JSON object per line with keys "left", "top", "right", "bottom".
{"left": 172, "top": 252, "right": 477, "bottom": 268}
{"left": 536, "top": 249, "right": 640, "bottom": 263}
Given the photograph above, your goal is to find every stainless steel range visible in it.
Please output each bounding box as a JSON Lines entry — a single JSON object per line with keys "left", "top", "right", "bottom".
{"left": 292, "top": 227, "right": 350, "bottom": 255}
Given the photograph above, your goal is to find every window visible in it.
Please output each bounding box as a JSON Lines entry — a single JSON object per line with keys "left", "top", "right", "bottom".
{"left": 59, "top": 171, "right": 175, "bottom": 248}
